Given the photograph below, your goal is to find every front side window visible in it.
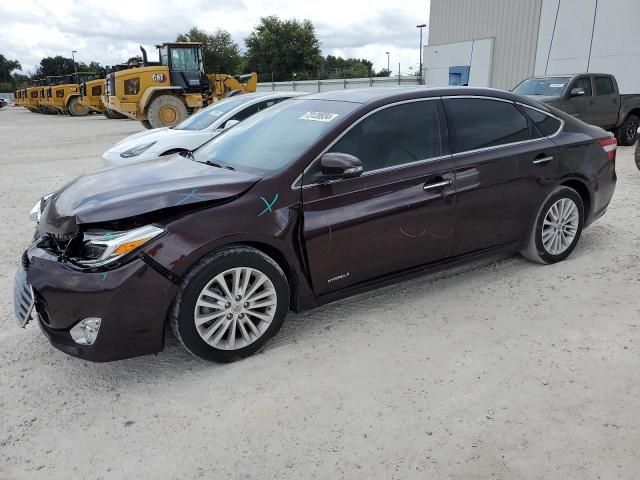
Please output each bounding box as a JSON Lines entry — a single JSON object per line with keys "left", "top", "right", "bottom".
{"left": 170, "top": 48, "right": 199, "bottom": 71}
{"left": 444, "top": 98, "right": 530, "bottom": 152}
{"left": 328, "top": 100, "right": 443, "bottom": 172}
{"left": 595, "top": 76, "right": 615, "bottom": 96}
{"left": 571, "top": 77, "right": 592, "bottom": 96}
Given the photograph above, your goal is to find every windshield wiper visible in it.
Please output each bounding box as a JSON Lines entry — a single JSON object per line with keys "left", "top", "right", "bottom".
{"left": 198, "top": 158, "right": 236, "bottom": 171}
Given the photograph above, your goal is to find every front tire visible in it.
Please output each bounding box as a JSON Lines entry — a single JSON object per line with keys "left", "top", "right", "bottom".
{"left": 141, "top": 120, "right": 153, "bottom": 130}
{"left": 521, "top": 186, "right": 584, "bottom": 264}
{"left": 616, "top": 114, "right": 639, "bottom": 146}
{"left": 68, "top": 97, "right": 89, "bottom": 116}
{"left": 147, "top": 95, "right": 188, "bottom": 128}
{"left": 170, "top": 246, "right": 290, "bottom": 363}
{"left": 635, "top": 141, "right": 640, "bottom": 171}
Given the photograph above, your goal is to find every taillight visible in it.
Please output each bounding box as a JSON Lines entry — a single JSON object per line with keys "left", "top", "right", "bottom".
{"left": 599, "top": 136, "right": 617, "bottom": 161}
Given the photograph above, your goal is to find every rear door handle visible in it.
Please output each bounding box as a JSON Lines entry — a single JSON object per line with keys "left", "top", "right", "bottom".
{"left": 533, "top": 155, "right": 554, "bottom": 165}
{"left": 423, "top": 178, "right": 453, "bottom": 191}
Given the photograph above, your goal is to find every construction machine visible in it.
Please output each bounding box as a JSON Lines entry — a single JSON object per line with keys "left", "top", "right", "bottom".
{"left": 102, "top": 63, "right": 137, "bottom": 119}
{"left": 49, "top": 72, "right": 99, "bottom": 116}
{"left": 106, "top": 42, "right": 257, "bottom": 128}
{"left": 40, "top": 76, "right": 64, "bottom": 114}
{"left": 24, "top": 81, "right": 43, "bottom": 112}
{"left": 80, "top": 77, "right": 107, "bottom": 114}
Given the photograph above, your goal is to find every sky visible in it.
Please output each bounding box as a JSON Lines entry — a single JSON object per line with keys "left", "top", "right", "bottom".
{"left": 0, "top": 0, "right": 430, "bottom": 78}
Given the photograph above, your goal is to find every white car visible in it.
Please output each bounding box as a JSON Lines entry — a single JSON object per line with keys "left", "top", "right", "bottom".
{"left": 102, "top": 91, "right": 303, "bottom": 167}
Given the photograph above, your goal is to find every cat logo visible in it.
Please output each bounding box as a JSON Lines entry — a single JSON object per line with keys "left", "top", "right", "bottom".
{"left": 152, "top": 73, "right": 165, "bottom": 82}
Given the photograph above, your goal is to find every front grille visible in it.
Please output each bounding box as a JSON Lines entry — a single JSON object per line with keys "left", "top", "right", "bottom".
{"left": 13, "top": 264, "right": 34, "bottom": 328}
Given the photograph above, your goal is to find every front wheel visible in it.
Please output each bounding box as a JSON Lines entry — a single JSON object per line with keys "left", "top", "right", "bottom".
{"left": 521, "top": 186, "right": 584, "bottom": 264}
{"left": 616, "top": 114, "right": 639, "bottom": 146}
{"left": 170, "top": 246, "right": 290, "bottom": 363}
{"left": 147, "top": 95, "right": 188, "bottom": 128}
{"left": 68, "top": 97, "right": 89, "bottom": 116}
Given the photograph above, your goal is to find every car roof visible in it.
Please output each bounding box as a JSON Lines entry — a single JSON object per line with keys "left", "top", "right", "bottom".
{"left": 301, "top": 86, "right": 543, "bottom": 108}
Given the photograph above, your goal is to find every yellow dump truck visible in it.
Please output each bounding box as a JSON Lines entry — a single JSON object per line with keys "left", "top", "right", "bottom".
{"left": 106, "top": 42, "right": 257, "bottom": 128}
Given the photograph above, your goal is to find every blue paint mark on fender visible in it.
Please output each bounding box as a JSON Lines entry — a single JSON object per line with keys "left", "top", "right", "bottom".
{"left": 175, "top": 188, "right": 207, "bottom": 206}
{"left": 258, "top": 194, "right": 279, "bottom": 216}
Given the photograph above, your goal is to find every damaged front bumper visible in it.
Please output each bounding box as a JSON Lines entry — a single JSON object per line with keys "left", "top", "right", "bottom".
{"left": 16, "top": 245, "right": 179, "bottom": 362}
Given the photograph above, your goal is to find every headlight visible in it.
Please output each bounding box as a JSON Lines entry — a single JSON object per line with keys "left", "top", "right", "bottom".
{"left": 119, "top": 142, "right": 156, "bottom": 158}
{"left": 75, "top": 225, "right": 164, "bottom": 267}
{"left": 29, "top": 193, "right": 54, "bottom": 223}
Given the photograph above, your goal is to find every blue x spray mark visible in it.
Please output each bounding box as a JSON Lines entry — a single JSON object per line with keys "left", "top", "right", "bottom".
{"left": 175, "top": 188, "right": 207, "bottom": 206}
{"left": 258, "top": 193, "right": 279, "bottom": 216}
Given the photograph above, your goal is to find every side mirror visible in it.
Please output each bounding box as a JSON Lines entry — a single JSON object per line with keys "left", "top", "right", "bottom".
{"left": 320, "top": 152, "right": 363, "bottom": 180}
{"left": 570, "top": 88, "right": 585, "bottom": 97}
{"left": 224, "top": 119, "right": 240, "bottom": 130}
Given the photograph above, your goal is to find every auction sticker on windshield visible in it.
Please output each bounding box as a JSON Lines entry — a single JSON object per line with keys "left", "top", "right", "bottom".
{"left": 299, "top": 112, "right": 339, "bottom": 122}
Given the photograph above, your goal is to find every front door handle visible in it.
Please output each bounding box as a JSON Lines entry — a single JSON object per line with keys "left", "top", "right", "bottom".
{"left": 533, "top": 155, "right": 554, "bottom": 165}
{"left": 423, "top": 178, "right": 453, "bottom": 191}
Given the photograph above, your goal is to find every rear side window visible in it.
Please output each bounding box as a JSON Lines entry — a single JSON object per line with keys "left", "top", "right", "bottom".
{"left": 595, "top": 76, "right": 615, "bottom": 96}
{"left": 524, "top": 107, "right": 562, "bottom": 137}
{"left": 329, "top": 100, "right": 443, "bottom": 172}
{"left": 444, "top": 98, "right": 530, "bottom": 152}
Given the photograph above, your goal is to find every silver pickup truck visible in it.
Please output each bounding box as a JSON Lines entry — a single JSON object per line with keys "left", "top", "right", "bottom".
{"left": 513, "top": 73, "right": 640, "bottom": 146}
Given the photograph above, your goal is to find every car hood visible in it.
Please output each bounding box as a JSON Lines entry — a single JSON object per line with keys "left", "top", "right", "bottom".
{"left": 108, "top": 127, "right": 215, "bottom": 154}
{"left": 39, "top": 155, "right": 261, "bottom": 234}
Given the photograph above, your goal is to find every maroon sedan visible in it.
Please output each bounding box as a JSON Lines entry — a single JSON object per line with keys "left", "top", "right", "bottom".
{"left": 14, "top": 87, "right": 617, "bottom": 362}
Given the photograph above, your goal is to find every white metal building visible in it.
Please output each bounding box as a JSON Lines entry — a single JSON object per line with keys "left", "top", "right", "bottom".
{"left": 425, "top": 0, "right": 640, "bottom": 94}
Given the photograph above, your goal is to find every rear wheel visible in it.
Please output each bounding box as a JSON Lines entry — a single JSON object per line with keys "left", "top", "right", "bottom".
{"left": 147, "top": 95, "right": 188, "bottom": 128}
{"left": 635, "top": 142, "right": 640, "bottom": 170}
{"left": 521, "top": 186, "right": 584, "bottom": 264}
{"left": 616, "top": 114, "right": 639, "bottom": 146}
{"left": 68, "top": 97, "right": 89, "bottom": 116}
{"left": 141, "top": 120, "right": 153, "bottom": 130}
{"left": 170, "top": 246, "right": 290, "bottom": 363}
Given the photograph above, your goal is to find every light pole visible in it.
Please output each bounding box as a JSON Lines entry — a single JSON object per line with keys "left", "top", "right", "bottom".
{"left": 385, "top": 51, "right": 390, "bottom": 74}
{"left": 416, "top": 24, "right": 426, "bottom": 84}
{"left": 71, "top": 50, "right": 78, "bottom": 75}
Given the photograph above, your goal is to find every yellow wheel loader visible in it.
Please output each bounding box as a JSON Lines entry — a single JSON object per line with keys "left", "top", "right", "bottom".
{"left": 40, "top": 77, "right": 63, "bottom": 114}
{"left": 103, "top": 63, "right": 136, "bottom": 120}
{"left": 25, "top": 81, "right": 42, "bottom": 112}
{"left": 49, "top": 72, "right": 99, "bottom": 116}
{"left": 80, "top": 77, "right": 106, "bottom": 113}
{"left": 106, "top": 42, "right": 257, "bottom": 129}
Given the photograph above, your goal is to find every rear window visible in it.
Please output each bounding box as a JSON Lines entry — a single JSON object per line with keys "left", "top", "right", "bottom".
{"left": 595, "top": 76, "right": 615, "bottom": 96}
{"left": 444, "top": 98, "right": 530, "bottom": 152}
{"left": 524, "top": 107, "right": 562, "bottom": 137}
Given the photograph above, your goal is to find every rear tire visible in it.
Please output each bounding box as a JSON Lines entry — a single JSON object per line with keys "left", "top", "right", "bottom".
{"left": 147, "top": 95, "right": 188, "bottom": 128}
{"left": 520, "top": 186, "right": 584, "bottom": 265}
{"left": 635, "top": 142, "right": 640, "bottom": 171}
{"left": 170, "top": 246, "right": 290, "bottom": 363}
{"left": 68, "top": 97, "right": 89, "bottom": 116}
{"left": 616, "top": 114, "right": 639, "bottom": 146}
{"left": 141, "top": 120, "right": 153, "bottom": 130}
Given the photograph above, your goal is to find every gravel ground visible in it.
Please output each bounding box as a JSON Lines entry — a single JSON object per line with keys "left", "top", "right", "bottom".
{"left": 1, "top": 107, "right": 639, "bottom": 480}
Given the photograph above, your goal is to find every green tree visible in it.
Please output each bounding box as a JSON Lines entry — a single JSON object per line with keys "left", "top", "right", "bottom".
{"left": 322, "top": 55, "right": 374, "bottom": 79}
{"left": 245, "top": 16, "right": 323, "bottom": 81}
{"left": 36, "top": 56, "right": 76, "bottom": 77}
{"left": 374, "top": 68, "right": 391, "bottom": 78}
{"left": 177, "top": 27, "right": 242, "bottom": 74}
{"left": 0, "top": 54, "right": 22, "bottom": 91}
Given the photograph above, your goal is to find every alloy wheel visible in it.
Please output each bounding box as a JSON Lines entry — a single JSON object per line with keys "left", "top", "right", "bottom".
{"left": 541, "top": 198, "right": 579, "bottom": 255}
{"left": 193, "top": 267, "right": 277, "bottom": 350}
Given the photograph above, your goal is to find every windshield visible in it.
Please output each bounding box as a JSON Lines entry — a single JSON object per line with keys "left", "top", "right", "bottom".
{"left": 513, "top": 77, "right": 569, "bottom": 96}
{"left": 174, "top": 96, "right": 256, "bottom": 131}
{"left": 194, "top": 99, "right": 358, "bottom": 174}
